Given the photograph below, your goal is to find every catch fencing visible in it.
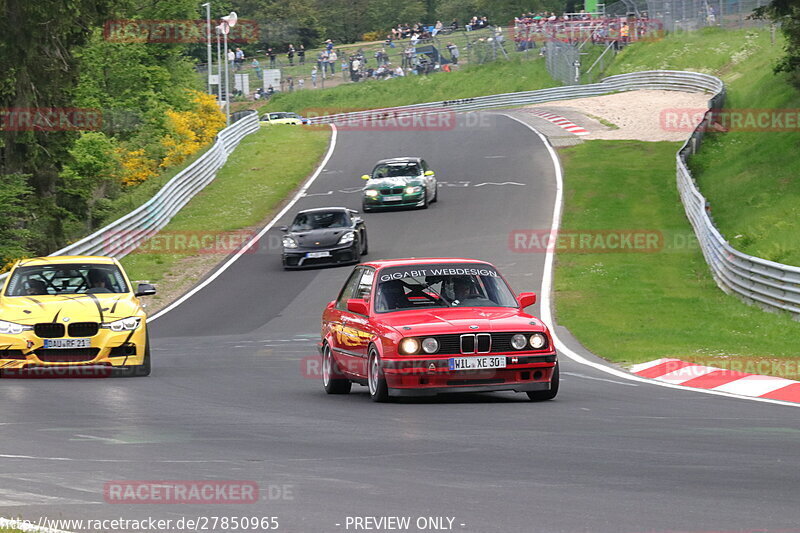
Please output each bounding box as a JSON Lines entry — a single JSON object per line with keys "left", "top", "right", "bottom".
{"left": 306, "top": 70, "right": 800, "bottom": 318}
{"left": 0, "top": 111, "right": 259, "bottom": 282}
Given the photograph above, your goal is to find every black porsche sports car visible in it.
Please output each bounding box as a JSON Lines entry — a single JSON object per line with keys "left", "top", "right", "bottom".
{"left": 280, "top": 207, "right": 368, "bottom": 269}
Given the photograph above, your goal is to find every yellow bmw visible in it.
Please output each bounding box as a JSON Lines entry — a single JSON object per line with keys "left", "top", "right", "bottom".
{"left": 0, "top": 256, "right": 155, "bottom": 377}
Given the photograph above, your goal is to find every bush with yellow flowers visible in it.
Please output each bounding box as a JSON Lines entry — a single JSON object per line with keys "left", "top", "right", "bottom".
{"left": 119, "top": 148, "right": 159, "bottom": 186}
{"left": 160, "top": 90, "right": 226, "bottom": 168}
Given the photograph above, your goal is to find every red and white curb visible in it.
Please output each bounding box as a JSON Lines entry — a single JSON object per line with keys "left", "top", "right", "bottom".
{"left": 525, "top": 110, "right": 590, "bottom": 135}
{"left": 630, "top": 358, "right": 800, "bottom": 403}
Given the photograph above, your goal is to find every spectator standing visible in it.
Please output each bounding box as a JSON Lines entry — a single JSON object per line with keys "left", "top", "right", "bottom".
{"left": 328, "top": 50, "right": 338, "bottom": 76}
{"left": 447, "top": 42, "right": 459, "bottom": 64}
{"left": 287, "top": 44, "right": 295, "bottom": 66}
{"left": 235, "top": 47, "right": 244, "bottom": 70}
{"left": 298, "top": 77, "right": 304, "bottom": 89}
{"left": 298, "top": 44, "right": 305, "bottom": 64}
{"left": 268, "top": 48, "right": 276, "bottom": 68}
{"left": 287, "top": 75, "right": 294, "bottom": 91}
{"left": 227, "top": 49, "right": 235, "bottom": 70}
{"left": 251, "top": 57, "right": 262, "bottom": 81}
{"left": 311, "top": 66, "right": 318, "bottom": 87}
{"left": 317, "top": 51, "right": 327, "bottom": 78}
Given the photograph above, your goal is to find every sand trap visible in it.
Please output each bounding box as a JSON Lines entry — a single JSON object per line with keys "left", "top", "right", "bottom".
{"left": 526, "top": 90, "right": 711, "bottom": 141}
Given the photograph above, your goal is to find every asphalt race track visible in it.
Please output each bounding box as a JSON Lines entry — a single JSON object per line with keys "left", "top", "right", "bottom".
{"left": 2, "top": 113, "right": 800, "bottom": 533}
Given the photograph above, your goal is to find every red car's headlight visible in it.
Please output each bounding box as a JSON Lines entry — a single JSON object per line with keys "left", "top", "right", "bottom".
{"left": 399, "top": 338, "right": 420, "bottom": 355}
{"left": 529, "top": 333, "right": 547, "bottom": 349}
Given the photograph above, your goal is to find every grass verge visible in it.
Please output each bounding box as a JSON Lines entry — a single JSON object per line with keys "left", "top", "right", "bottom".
{"left": 120, "top": 125, "right": 331, "bottom": 311}
{"left": 555, "top": 140, "right": 800, "bottom": 377}
{"left": 259, "top": 55, "right": 557, "bottom": 115}
{"left": 607, "top": 27, "right": 800, "bottom": 266}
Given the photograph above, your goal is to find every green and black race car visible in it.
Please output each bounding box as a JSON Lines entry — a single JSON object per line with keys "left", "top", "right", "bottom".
{"left": 361, "top": 157, "right": 438, "bottom": 212}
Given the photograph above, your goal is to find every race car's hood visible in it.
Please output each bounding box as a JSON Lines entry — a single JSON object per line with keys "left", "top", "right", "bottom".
{"left": 0, "top": 293, "right": 141, "bottom": 325}
{"left": 290, "top": 228, "right": 352, "bottom": 248}
{"left": 378, "top": 307, "right": 546, "bottom": 336}
{"left": 364, "top": 176, "right": 422, "bottom": 189}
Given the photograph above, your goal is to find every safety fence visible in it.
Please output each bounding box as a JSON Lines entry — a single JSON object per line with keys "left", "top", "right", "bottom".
{"left": 0, "top": 111, "right": 259, "bottom": 282}
{"left": 307, "top": 70, "right": 800, "bottom": 317}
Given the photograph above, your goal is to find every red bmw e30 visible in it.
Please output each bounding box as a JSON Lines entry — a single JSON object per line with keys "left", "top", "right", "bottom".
{"left": 320, "top": 258, "right": 559, "bottom": 402}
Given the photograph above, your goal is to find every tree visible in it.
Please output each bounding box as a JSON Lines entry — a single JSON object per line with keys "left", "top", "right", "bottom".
{"left": 754, "top": 0, "right": 800, "bottom": 86}
{"left": 0, "top": 172, "right": 33, "bottom": 267}
{"left": 0, "top": 0, "right": 116, "bottom": 253}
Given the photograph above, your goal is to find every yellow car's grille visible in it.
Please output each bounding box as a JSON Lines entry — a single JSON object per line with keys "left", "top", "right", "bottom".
{"left": 34, "top": 323, "right": 65, "bottom": 338}
{"left": 68, "top": 322, "right": 99, "bottom": 337}
{"left": 33, "top": 322, "right": 99, "bottom": 338}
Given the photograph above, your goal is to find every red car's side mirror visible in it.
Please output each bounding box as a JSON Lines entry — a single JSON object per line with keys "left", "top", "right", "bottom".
{"left": 326, "top": 300, "right": 336, "bottom": 310}
{"left": 517, "top": 292, "right": 537, "bottom": 309}
{"left": 346, "top": 298, "right": 369, "bottom": 315}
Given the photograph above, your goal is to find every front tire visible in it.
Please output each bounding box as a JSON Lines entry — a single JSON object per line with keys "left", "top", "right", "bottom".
{"left": 431, "top": 183, "right": 438, "bottom": 203}
{"left": 360, "top": 231, "right": 368, "bottom": 255}
{"left": 527, "top": 364, "right": 559, "bottom": 401}
{"left": 323, "top": 343, "right": 351, "bottom": 394}
{"left": 368, "top": 346, "right": 389, "bottom": 402}
{"left": 135, "top": 332, "right": 152, "bottom": 377}
{"left": 113, "top": 330, "right": 151, "bottom": 377}
{"left": 419, "top": 188, "right": 429, "bottom": 210}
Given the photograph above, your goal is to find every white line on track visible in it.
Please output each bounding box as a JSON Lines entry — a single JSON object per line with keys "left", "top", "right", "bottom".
{"left": 498, "top": 113, "right": 799, "bottom": 409}
{"left": 147, "top": 125, "right": 339, "bottom": 323}
{"left": 0, "top": 517, "right": 73, "bottom": 533}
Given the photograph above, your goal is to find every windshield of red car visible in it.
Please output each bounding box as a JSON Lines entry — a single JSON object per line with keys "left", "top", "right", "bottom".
{"left": 374, "top": 264, "right": 517, "bottom": 313}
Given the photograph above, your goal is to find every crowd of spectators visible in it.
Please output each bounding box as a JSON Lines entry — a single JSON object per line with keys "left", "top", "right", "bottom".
{"left": 512, "top": 11, "right": 661, "bottom": 49}
{"left": 237, "top": 10, "right": 663, "bottom": 100}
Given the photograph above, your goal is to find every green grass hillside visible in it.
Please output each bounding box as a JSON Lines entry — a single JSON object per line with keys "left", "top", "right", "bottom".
{"left": 259, "top": 55, "right": 557, "bottom": 115}
{"left": 556, "top": 141, "right": 800, "bottom": 372}
{"left": 608, "top": 27, "right": 800, "bottom": 266}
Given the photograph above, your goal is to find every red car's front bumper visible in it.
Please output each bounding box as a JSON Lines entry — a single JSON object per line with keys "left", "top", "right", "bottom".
{"left": 381, "top": 353, "right": 557, "bottom": 397}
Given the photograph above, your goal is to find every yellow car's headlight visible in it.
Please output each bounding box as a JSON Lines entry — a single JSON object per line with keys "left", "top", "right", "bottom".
{"left": 0, "top": 320, "right": 32, "bottom": 335}
{"left": 102, "top": 317, "right": 141, "bottom": 332}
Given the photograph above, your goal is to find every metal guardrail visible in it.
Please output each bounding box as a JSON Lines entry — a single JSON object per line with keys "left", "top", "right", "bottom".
{"left": 0, "top": 111, "right": 260, "bottom": 282}
{"left": 309, "top": 70, "right": 800, "bottom": 318}
{"left": 307, "top": 70, "right": 721, "bottom": 124}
